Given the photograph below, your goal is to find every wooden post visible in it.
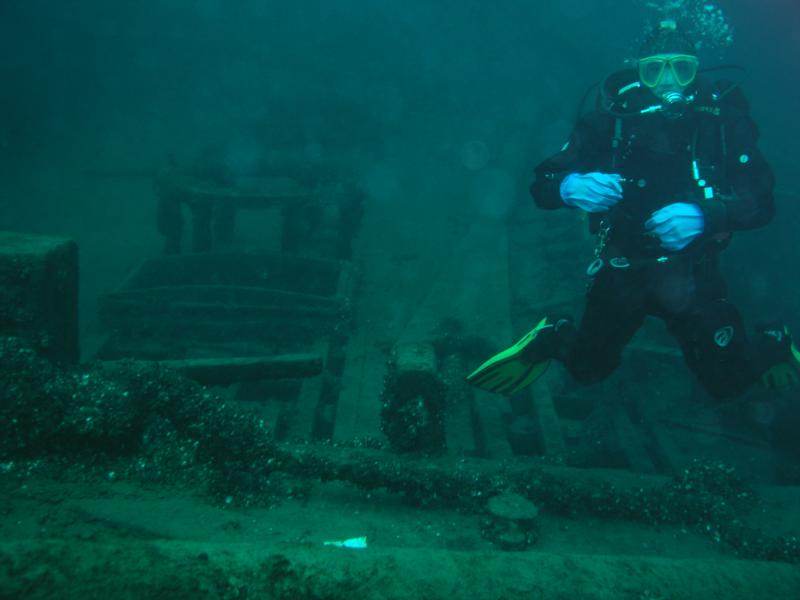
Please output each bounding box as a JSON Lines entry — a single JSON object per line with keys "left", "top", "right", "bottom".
{"left": 0, "top": 232, "right": 79, "bottom": 363}
{"left": 381, "top": 341, "right": 446, "bottom": 453}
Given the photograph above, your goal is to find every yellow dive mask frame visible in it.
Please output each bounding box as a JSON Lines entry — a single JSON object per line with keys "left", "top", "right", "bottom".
{"left": 638, "top": 53, "right": 699, "bottom": 88}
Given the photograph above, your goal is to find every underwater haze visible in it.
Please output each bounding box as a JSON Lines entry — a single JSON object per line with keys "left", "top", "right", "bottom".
{"left": 1, "top": 0, "right": 799, "bottom": 326}
{"left": 2, "top": 1, "right": 800, "bottom": 598}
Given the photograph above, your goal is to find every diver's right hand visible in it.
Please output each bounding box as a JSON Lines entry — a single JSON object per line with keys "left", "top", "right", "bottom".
{"left": 559, "top": 172, "right": 623, "bottom": 213}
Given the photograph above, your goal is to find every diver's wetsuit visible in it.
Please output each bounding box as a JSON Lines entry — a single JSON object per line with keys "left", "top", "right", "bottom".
{"left": 530, "top": 70, "right": 776, "bottom": 399}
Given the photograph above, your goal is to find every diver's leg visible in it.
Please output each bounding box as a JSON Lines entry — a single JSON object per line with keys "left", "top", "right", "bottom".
{"left": 562, "top": 269, "right": 646, "bottom": 384}
{"left": 467, "top": 268, "right": 645, "bottom": 395}
{"left": 667, "top": 299, "right": 757, "bottom": 399}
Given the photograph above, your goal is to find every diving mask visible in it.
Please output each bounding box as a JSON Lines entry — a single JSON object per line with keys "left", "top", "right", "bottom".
{"left": 638, "top": 53, "right": 699, "bottom": 88}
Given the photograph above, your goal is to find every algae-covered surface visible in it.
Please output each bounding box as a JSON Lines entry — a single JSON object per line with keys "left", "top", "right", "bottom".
{"left": 11, "top": 217, "right": 800, "bottom": 597}
{"left": 2, "top": 337, "right": 800, "bottom": 598}
{"left": 5, "top": 237, "right": 800, "bottom": 599}
{"left": 3, "top": 2, "right": 800, "bottom": 597}
{"left": 2, "top": 470, "right": 800, "bottom": 599}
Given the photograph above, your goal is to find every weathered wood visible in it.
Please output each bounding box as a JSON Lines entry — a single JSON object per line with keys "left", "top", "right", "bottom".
{"left": 530, "top": 377, "right": 567, "bottom": 457}
{"left": 392, "top": 220, "right": 517, "bottom": 457}
{"left": 95, "top": 252, "right": 353, "bottom": 356}
{"left": 333, "top": 201, "right": 443, "bottom": 444}
{"left": 100, "top": 298, "right": 345, "bottom": 329}
{"left": 96, "top": 322, "right": 328, "bottom": 360}
{"left": 157, "top": 168, "right": 316, "bottom": 209}
{"left": 114, "top": 252, "right": 344, "bottom": 295}
{"left": 283, "top": 201, "right": 342, "bottom": 257}
{"left": 335, "top": 261, "right": 356, "bottom": 300}
{"left": 338, "top": 195, "right": 511, "bottom": 447}
{"left": 613, "top": 404, "right": 657, "bottom": 474}
{"left": 103, "top": 354, "right": 323, "bottom": 386}
{"left": 0, "top": 231, "right": 78, "bottom": 363}
{"left": 441, "top": 354, "right": 479, "bottom": 456}
{"left": 393, "top": 341, "right": 436, "bottom": 374}
{"left": 381, "top": 341, "right": 447, "bottom": 453}
{"left": 334, "top": 331, "right": 387, "bottom": 443}
{"left": 101, "top": 285, "right": 344, "bottom": 309}
{"left": 472, "top": 391, "right": 514, "bottom": 459}
{"left": 6, "top": 346, "right": 800, "bottom": 566}
{"left": 283, "top": 341, "right": 329, "bottom": 440}
{"left": 231, "top": 379, "right": 290, "bottom": 437}
{"left": 642, "top": 419, "right": 689, "bottom": 475}
{"left": 504, "top": 201, "right": 589, "bottom": 460}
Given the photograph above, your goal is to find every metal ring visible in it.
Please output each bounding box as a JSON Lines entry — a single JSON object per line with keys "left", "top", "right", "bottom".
{"left": 609, "top": 257, "right": 631, "bottom": 269}
{"left": 586, "top": 258, "right": 604, "bottom": 276}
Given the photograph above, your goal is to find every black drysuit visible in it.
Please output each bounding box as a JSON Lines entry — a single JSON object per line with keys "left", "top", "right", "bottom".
{"left": 530, "top": 70, "right": 776, "bottom": 399}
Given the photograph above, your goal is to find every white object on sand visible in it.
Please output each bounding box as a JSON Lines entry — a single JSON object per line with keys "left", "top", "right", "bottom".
{"left": 323, "top": 536, "right": 368, "bottom": 549}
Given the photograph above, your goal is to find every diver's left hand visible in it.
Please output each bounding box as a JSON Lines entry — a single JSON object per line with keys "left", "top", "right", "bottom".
{"left": 645, "top": 203, "right": 705, "bottom": 251}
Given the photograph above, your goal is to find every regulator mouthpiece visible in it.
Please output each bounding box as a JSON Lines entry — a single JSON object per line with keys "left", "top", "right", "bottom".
{"left": 660, "top": 90, "right": 688, "bottom": 118}
{"left": 662, "top": 90, "right": 684, "bottom": 104}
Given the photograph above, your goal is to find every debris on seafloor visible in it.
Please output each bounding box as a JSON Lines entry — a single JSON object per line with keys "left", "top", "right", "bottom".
{"left": 323, "top": 536, "right": 368, "bottom": 549}
{"left": 481, "top": 493, "right": 540, "bottom": 551}
{"left": 2, "top": 334, "right": 800, "bottom": 565}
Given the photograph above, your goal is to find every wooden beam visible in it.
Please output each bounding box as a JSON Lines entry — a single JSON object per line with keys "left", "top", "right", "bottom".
{"left": 103, "top": 354, "right": 324, "bottom": 386}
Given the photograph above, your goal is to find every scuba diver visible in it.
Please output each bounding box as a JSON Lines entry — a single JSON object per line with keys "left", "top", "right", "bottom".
{"left": 467, "top": 20, "right": 800, "bottom": 400}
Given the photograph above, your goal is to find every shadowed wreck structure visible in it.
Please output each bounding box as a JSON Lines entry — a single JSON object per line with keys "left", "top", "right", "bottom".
{"left": 3, "top": 3, "right": 800, "bottom": 596}
{"left": 2, "top": 203, "right": 800, "bottom": 597}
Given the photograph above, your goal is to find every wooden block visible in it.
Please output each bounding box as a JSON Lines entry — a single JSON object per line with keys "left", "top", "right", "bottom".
{"left": 0, "top": 232, "right": 78, "bottom": 363}
{"left": 380, "top": 341, "right": 447, "bottom": 453}
{"left": 394, "top": 341, "right": 437, "bottom": 374}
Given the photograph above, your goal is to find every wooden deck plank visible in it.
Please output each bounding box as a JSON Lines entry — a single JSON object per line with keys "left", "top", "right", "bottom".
{"left": 283, "top": 342, "right": 329, "bottom": 441}
{"left": 333, "top": 330, "right": 387, "bottom": 443}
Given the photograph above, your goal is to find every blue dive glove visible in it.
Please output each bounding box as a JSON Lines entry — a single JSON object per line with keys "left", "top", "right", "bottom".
{"left": 645, "top": 203, "right": 704, "bottom": 251}
{"left": 560, "top": 172, "right": 623, "bottom": 213}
